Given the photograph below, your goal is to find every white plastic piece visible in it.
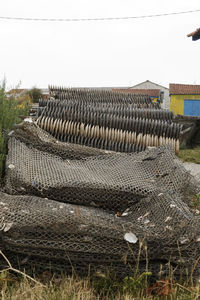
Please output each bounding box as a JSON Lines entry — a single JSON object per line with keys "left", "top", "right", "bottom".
{"left": 124, "top": 232, "right": 138, "bottom": 244}
{"left": 8, "top": 130, "right": 14, "bottom": 136}
{"left": 122, "top": 212, "right": 128, "bottom": 217}
{"left": 143, "top": 219, "right": 150, "bottom": 225}
{"left": 179, "top": 236, "right": 189, "bottom": 244}
{"left": 165, "top": 225, "right": 173, "bottom": 231}
{"left": 165, "top": 216, "right": 172, "bottom": 223}
{"left": 143, "top": 212, "right": 150, "bottom": 218}
{"left": 24, "top": 118, "right": 33, "bottom": 123}
{"left": 8, "top": 164, "right": 15, "bottom": 170}
{"left": 170, "top": 204, "right": 176, "bottom": 208}
{"left": 0, "top": 223, "right": 5, "bottom": 231}
{"left": 4, "top": 222, "right": 13, "bottom": 232}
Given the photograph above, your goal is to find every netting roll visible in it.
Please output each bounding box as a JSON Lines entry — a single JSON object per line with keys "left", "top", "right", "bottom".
{"left": 1, "top": 176, "right": 200, "bottom": 276}
{"left": 1, "top": 121, "right": 200, "bottom": 277}
{"left": 48, "top": 86, "right": 159, "bottom": 107}
{"left": 3, "top": 122, "right": 195, "bottom": 212}
{"left": 36, "top": 88, "right": 181, "bottom": 154}
{"left": 1, "top": 86, "right": 199, "bottom": 278}
{"left": 37, "top": 116, "right": 180, "bottom": 153}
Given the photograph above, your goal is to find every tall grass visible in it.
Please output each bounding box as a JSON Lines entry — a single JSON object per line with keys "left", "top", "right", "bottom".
{"left": 0, "top": 270, "right": 200, "bottom": 299}
{"left": 0, "top": 83, "right": 29, "bottom": 181}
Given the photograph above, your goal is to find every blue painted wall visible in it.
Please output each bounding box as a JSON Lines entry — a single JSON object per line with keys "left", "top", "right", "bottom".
{"left": 184, "top": 100, "right": 200, "bottom": 116}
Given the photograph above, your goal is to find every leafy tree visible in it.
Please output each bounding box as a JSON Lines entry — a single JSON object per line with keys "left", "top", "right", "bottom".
{"left": 27, "top": 87, "right": 42, "bottom": 103}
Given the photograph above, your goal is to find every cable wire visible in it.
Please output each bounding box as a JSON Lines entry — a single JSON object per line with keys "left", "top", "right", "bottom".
{"left": 0, "top": 9, "right": 200, "bottom": 22}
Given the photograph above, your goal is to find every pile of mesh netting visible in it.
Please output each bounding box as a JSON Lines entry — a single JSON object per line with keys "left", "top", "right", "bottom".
{"left": 36, "top": 87, "right": 181, "bottom": 153}
{"left": 0, "top": 118, "right": 200, "bottom": 278}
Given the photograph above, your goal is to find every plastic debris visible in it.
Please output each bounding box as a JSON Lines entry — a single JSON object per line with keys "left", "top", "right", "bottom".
{"left": 124, "top": 232, "right": 138, "bottom": 244}
{"left": 4, "top": 222, "right": 13, "bottom": 232}
{"left": 8, "top": 164, "right": 15, "bottom": 170}
{"left": 24, "top": 118, "right": 33, "bottom": 123}
{"left": 165, "top": 216, "right": 172, "bottom": 222}
{"left": 179, "top": 236, "right": 189, "bottom": 244}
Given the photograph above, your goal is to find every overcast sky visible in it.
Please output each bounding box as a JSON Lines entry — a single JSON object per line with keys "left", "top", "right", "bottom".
{"left": 0, "top": 0, "right": 200, "bottom": 89}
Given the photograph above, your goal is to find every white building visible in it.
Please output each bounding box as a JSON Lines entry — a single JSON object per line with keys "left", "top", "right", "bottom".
{"left": 129, "top": 80, "right": 170, "bottom": 110}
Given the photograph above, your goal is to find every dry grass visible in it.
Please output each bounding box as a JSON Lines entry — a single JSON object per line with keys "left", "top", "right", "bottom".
{"left": 0, "top": 269, "right": 200, "bottom": 300}
{"left": 1, "top": 274, "right": 95, "bottom": 300}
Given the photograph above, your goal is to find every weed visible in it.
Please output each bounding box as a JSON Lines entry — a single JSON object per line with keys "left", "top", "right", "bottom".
{"left": 193, "top": 194, "right": 200, "bottom": 208}
{"left": 122, "top": 272, "right": 152, "bottom": 295}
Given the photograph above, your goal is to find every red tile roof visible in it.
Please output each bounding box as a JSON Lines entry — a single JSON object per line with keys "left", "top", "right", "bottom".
{"left": 112, "top": 89, "right": 160, "bottom": 97}
{"left": 187, "top": 28, "right": 200, "bottom": 41}
{"left": 169, "top": 84, "right": 200, "bottom": 95}
{"left": 7, "top": 89, "right": 26, "bottom": 95}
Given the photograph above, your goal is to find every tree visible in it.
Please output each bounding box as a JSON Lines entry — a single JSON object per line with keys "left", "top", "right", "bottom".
{"left": 27, "top": 87, "right": 43, "bottom": 103}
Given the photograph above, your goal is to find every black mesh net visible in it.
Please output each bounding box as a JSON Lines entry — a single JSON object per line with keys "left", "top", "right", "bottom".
{"left": 36, "top": 88, "right": 181, "bottom": 153}
{"left": 0, "top": 88, "right": 199, "bottom": 278}
{"left": 0, "top": 121, "right": 199, "bottom": 278}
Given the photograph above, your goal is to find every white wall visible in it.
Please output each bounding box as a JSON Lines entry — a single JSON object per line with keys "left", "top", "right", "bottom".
{"left": 130, "top": 81, "right": 170, "bottom": 110}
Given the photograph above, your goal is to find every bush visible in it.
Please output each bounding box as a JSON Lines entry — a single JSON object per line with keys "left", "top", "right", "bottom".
{"left": 27, "top": 87, "right": 42, "bottom": 103}
{"left": 0, "top": 84, "right": 29, "bottom": 182}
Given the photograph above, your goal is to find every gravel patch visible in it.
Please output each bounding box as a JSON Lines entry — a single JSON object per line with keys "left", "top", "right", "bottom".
{"left": 183, "top": 162, "right": 200, "bottom": 183}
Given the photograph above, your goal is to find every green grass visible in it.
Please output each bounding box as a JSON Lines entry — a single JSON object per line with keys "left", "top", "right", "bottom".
{"left": 178, "top": 147, "right": 200, "bottom": 164}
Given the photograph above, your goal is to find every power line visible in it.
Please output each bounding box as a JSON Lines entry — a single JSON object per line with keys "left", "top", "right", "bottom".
{"left": 0, "top": 9, "right": 200, "bottom": 22}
